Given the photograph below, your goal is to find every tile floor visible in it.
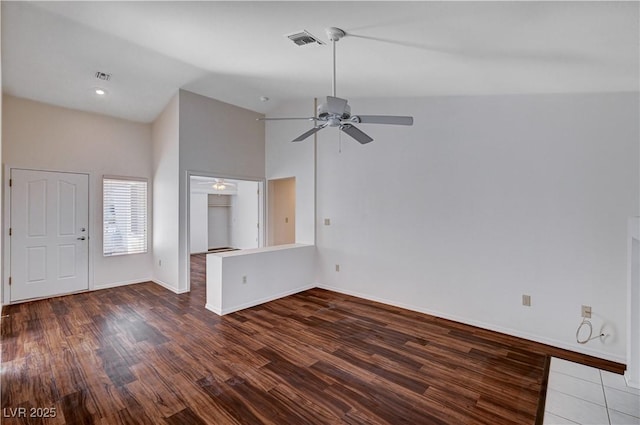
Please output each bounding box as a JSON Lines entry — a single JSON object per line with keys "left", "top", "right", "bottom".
{"left": 544, "top": 357, "right": 640, "bottom": 424}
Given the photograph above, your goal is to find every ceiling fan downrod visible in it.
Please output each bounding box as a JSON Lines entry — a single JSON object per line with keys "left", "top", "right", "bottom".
{"left": 325, "top": 27, "right": 345, "bottom": 97}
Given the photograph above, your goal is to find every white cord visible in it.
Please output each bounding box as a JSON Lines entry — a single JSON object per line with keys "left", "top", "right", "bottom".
{"left": 576, "top": 318, "right": 605, "bottom": 344}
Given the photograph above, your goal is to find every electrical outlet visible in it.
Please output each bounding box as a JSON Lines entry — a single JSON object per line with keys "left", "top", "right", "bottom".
{"left": 522, "top": 294, "right": 531, "bottom": 307}
{"left": 324, "top": 218, "right": 331, "bottom": 226}
{"left": 581, "top": 305, "right": 592, "bottom": 318}
{"left": 242, "top": 276, "right": 247, "bottom": 284}
{"left": 335, "top": 264, "right": 340, "bottom": 272}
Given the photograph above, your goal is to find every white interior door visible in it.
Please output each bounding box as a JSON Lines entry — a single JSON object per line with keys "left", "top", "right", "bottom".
{"left": 230, "top": 181, "right": 260, "bottom": 249}
{"left": 10, "top": 169, "right": 89, "bottom": 302}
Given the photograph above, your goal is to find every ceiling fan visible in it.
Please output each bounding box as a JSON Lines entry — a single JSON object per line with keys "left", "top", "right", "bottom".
{"left": 260, "top": 27, "right": 413, "bottom": 144}
{"left": 192, "top": 177, "right": 237, "bottom": 192}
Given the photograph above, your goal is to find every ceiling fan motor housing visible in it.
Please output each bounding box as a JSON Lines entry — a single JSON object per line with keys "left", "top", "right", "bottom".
{"left": 317, "top": 102, "right": 351, "bottom": 124}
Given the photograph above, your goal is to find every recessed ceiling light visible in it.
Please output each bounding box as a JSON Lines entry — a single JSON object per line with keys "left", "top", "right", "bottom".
{"left": 95, "top": 88, "right": 106, "bottom": 96}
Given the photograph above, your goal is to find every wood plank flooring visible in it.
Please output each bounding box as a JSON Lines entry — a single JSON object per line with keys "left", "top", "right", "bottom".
{"left": 0, "top": 254, "right": 624, "bottom": 425}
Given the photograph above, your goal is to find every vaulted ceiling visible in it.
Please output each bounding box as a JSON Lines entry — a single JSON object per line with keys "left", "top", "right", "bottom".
{"left": 2, "top": 1, "right": 638, "bottom": 123}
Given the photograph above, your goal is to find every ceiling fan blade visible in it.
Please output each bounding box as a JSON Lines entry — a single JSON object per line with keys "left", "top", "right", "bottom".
{"left": 326, "top": 96, "right": 349, "bottom": 115}
{"left": 340, "top": 124, "right": 374, "bottom": 144}
{"left": 353, "top": 115, "right": 413, "bottom": 125}
{"left": 257, "top": 117, "right": 317, "bottom": 121}
{"left": 292, "top": 124, "right": 327, "bottom": 142}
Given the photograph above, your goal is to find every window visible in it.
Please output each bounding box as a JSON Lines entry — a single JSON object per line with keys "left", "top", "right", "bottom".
{"left": 103, "top": 177, "right": 148, "bottom": 256}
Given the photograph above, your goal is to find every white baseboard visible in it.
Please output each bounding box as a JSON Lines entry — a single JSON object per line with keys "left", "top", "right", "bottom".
{"left": 316, "top": 283, "right": 626, "bottom": 365}
{"left": 151, "top": 279, "right": 188, "bottom": 294}
{"left": 211, "top": 284, "right": 316, "bottom": 316}
{"left": 93, "top": 278, "right": 153, "bottom": 291}
{"left": 205, "top": 303, "right": 222, "bottom": 315}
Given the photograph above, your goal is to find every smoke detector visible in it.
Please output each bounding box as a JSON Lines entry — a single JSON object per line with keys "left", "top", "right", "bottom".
{"left": 285, "top": 30, "right": 325, "bottom": 46}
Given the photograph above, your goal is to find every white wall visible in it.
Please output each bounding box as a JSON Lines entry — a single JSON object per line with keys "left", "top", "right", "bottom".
{"left": 151, "top": 93, "right": 180, "bottom": 291}
{"left": 627, "top": 218, "right": 640, "bottom": 387}
{"left": 3, "top": 95, "right": 154, "bottom": 292}
{"left": 189, "top": 192, "right": 208, "bottom": 253}
{"left": 231, "top": 180, "right": 260, "bottom": 249}
{"left": 265, "top": 99, "right": 315, "bottom": 244}
{"left": 178, "top": 90, "right": 265, "bottom": 291}
{"left": 309, "top": 92, "right": 639, "bottom": 362}
{"left": 179, "top": 90, "right": 266, "bottom": 180}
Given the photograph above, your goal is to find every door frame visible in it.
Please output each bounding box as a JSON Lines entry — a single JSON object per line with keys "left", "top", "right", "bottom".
{"left": 3, "top": 167, "right": 92, "bottom": 305}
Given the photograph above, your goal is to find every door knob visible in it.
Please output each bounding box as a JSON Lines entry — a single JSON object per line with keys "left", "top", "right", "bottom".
{"left": 77, "top": 236, "right": 86, "bottom": 241}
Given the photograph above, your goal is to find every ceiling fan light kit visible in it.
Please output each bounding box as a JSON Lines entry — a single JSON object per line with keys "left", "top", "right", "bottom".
{"left": 261, "top": 27, "right": 413, "bottom": 145}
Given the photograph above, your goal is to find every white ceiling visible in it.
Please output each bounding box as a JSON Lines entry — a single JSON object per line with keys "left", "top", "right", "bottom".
{"left": 2, "top": 1, "right": 638, "bottom": 123}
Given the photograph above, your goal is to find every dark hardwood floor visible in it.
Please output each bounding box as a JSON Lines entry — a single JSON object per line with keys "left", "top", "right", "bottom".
{"left": 0, "top": 254, "right": 624, "bottom": 424}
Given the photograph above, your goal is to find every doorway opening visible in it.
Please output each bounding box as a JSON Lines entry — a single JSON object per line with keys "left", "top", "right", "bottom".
{"left": 188, "top": 175, "right": 264, "bottom": 296}
{"left": 190, "top": 176, "right": 263, "bottom": 254}
{"left": 267, "top": 177, "right": 296, "bottom": 246}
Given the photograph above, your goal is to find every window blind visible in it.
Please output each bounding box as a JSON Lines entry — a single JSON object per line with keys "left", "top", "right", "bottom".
{"left": 103, "top": 177, "right": 147, "bottom": 256}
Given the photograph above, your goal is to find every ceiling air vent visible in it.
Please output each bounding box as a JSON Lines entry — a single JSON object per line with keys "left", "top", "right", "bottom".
{"left": 286, "top": 30, "right": 324, "bottom": 46}
{"left": 95, "top": 71, "right": 111, "bottom": 81}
